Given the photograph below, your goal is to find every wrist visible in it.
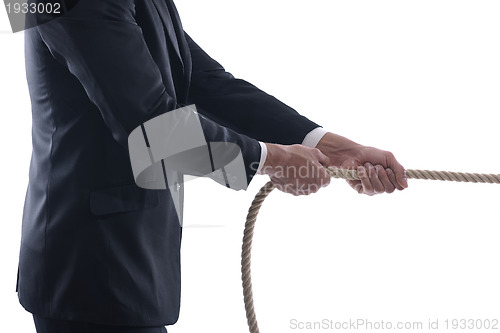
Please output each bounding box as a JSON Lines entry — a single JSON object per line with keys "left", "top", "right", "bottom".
{"left": 261, "top": 143, "right": 287, "bottom": 176}
{"left": 316, "top": 132, "right": 363, "bottom": 167}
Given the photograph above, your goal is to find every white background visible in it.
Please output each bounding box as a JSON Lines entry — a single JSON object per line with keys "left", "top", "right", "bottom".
{"left": 1, "top": 1, "right": 500, "bottom": 332}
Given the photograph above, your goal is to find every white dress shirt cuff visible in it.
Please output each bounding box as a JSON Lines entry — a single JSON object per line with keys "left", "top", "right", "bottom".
{"left": 301, "top": 127, "right": 329, "bottom": 148}
{"left": 255, "top": 141, "right": 268, "bottom": 175}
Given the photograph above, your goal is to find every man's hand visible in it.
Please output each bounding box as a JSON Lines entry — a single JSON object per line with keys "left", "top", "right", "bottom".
{"left": 316, "top": 132, "right": 408, "bottom": 195}
{"left": 259, "top": 143, "right": 331, "bottom": 196}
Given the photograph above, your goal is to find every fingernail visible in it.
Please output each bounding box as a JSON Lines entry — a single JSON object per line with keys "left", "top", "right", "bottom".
{"left": 403, "top": 171, "right": 408, "bottom": 188}
{"left": 357, "top": 166, "right": 366, "bottom": 180}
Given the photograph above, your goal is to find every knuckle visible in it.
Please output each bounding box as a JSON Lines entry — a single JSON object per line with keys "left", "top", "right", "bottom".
{"left": 312, "top": 148, "right": 321, "bottom": 156}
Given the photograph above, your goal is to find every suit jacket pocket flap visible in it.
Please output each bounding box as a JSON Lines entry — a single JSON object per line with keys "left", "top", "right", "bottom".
{"left": 90, "top": 183, "right": 159, "bottom": 216}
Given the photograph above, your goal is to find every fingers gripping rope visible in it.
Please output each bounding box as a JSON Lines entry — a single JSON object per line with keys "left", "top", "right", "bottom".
{"left": 241, "top": 167, "right": 500, "bottom": 333}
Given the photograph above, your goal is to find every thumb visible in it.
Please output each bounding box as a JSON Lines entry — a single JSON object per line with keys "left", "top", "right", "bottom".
{"left": 387, "top": 154, "right": 408, "bottom": 188}
{"left": 316, "top": 149, "right": 330, "bottom": 167}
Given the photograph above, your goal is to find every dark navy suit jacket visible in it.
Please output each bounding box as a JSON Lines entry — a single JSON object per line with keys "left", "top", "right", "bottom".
{"left": 19, "top": 0, "right": 320, "bottom": 326}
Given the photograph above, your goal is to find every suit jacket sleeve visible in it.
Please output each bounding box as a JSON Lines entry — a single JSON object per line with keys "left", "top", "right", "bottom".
{"left": 35, "top": 0, "right": 262, "bottom": 186}
{"left": 185, "top": 32, "right": 322, "bottom": 145}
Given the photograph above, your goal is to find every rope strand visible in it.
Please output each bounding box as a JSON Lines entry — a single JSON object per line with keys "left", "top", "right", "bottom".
{"left": 241, "top": 167, "right": 500, "bottom": 333}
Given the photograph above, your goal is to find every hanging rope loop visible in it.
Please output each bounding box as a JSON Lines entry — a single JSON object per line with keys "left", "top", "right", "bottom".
{"left": 241, "top": 167, "right": 500, "bottom": 333}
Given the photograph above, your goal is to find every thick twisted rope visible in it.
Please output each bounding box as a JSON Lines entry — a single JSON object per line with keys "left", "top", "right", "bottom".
{"left": 241, "top": 167, "right": 500, "bottom": 333}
